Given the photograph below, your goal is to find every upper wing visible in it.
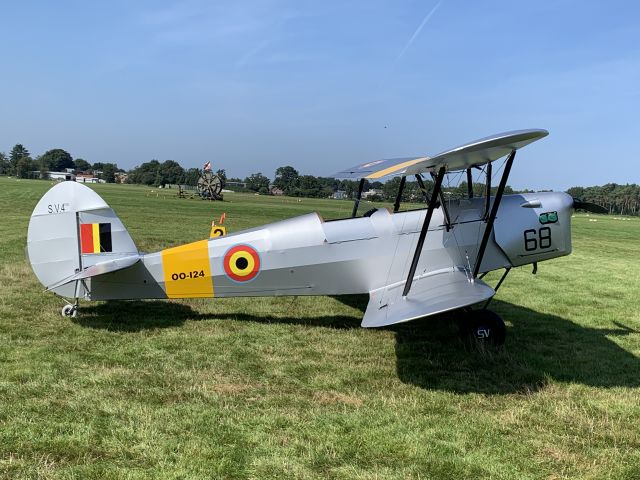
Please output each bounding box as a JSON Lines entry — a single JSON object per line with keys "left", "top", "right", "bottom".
{"left": 362, "top": 268, "right": 495, "bottom": 328}
{"left": 332, "top": 156, "right": 428, "bottom": 180}
{"left": 332, "top": 129, "right": 548, "bottom": 180}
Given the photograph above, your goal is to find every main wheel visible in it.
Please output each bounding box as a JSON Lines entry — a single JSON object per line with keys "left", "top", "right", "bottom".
{"left": 461, "top": 309, "right": 506, "bottom": 346}
{"left": 61, "top": 304, "right": 77, "bottom": 318}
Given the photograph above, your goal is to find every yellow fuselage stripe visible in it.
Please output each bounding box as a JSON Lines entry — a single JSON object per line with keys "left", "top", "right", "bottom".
{"left": 365, "top": 157, "right": 426, "bottom": 179}
{"left": 92, "top": 223, "right": 100, "bottom": 253}
{"left": 161, "top": 239, "right": 214, "bottom": 298}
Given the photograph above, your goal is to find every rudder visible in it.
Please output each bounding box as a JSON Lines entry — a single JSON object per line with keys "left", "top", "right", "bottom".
{"left": 27, "top": 181, "right": 138, "bottom": 298}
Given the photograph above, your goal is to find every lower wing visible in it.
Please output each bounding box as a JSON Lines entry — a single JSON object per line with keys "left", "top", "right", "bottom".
{"left": 362, "top": 268, "right": 495, "bottom": 328}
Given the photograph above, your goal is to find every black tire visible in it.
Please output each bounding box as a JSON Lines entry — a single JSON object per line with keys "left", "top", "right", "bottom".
{"left": 462, "top": 309, "right": 506, "bottom": 346}
{"left": 61, "top": 304, "right": 77, "bottom": 318}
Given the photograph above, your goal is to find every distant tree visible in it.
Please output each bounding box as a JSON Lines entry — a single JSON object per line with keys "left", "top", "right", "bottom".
{"left": 184, "top": 168, "right": 201, "bottom": 186}
{"left": 297, "top": 175, "right": 323, "bottom": 197}
{"left": 158, "top": 160, "right": 185, "bottom": 185}
{"left": 101, "top": 163, "right": 117, "bottom": 183}
{"left": 74, "top": 158, "right": 91, "bottom": 171}
{"left": 315, "top": 176, "right": 340, "bottom": 196}
{"left": 39, "top": 149, "right": 74, "bottom": 172}
{"left": 92, "top": 162, "right": 105, "bottom": 171}
{"left": 455, "top": 181, "right": 487, "bottom": 198}
{"left": 379, "top": 177, "right": 432, "bottom": 203}
{"left": 0, "top": 152, "right": 9, "bottom": 174}
{"left": 409, "top": 178, "right": 433, "bottom": 202}
{"left": 127, "top": 159, "right": 188, "bottom": 186}
{"left": 382, "top": 177, "right": 401, "bottom": 201}
{"left": 273, "top": 166, "right": 298, "bottom": 194}
{"left": 245, "top": 172, "right": 270, "bottom": 192}
{"left": 216, "top": 169, "right": 227, "bottom": 184}
{"left": 566, "top": 186, "right": 585, "bottom": 200}
{"left": 9, "top": 144, "right": 29, "bottom": 174}
{"left": 565, "top": 183, "right": 639, "bottom": 216}
{"left": 37, "top": 156, "right": 50, "bottom": 179}
{"left": 128, "top": 160, "right": 159, "bottom": 185}
{"left": 16, "top": 156, "right": 34, "bottom": 178}
{"left": 339, "top": 180, "right": 360, "bottom": 199}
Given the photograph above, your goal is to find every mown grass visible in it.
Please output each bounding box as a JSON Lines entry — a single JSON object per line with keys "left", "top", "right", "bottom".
{"left": 0, "top": 177, "right": 639, "bottom": 479}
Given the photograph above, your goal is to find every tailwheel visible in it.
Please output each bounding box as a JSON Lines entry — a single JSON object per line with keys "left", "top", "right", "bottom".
{"left": 61, "top": 304, "right": 78, "bottom": 318}
{"left": 461, "top": 309, "right": 506, "bottom": 346}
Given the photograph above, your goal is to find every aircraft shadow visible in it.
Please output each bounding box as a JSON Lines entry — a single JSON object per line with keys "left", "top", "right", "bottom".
{"left": 391, "top": 300, "right": 640, "bottom": 394}
{"left": 74, "top": 301, "right": 193, "bottom": 331}
{"left": 75, "top": 299, "right": 363, "bottom": 331}
{"left": 75, "top": 297, "right": 640, "bottom": 394}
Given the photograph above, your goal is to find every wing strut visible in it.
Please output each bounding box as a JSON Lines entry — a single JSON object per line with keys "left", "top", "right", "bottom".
{"left": 415, "top": 174, "right": 429, "bottom": 204}
{"left": 351, "top": 178, "right": 366, "bottom": 217}
{"left": 402, "top": 166, "right": 446, "bottom": 297}
{"left": 431, "top": 171, "right": 451, "bottom": 230}
{"left": 483, "top": 267, "right": 511, "bottom": 308}
{"left": 483, "top": 162, "right": 492, "bottom": 219}
{"left": 393, "top": 176, "right": 406, "bottom": 212}
{"left": 466, "top": 168, "right": 473, "bottom": 198}
{"left": 473, "top": 150, "right": 516, "bottom": 277}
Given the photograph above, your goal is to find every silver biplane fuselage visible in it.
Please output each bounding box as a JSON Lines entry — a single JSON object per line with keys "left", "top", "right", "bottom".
{"left": 94, "top": 192, "right": 573, "bottom": 325}
{"left": 27, "top": 129, "right": 578, "bottom": 332}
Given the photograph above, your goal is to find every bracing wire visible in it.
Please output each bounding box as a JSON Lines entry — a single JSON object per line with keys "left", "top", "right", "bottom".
{"left": 471, "top": 157, "right": 508, "bottom": 275}
{"left": 443, "top": 169, "right": 467, "bottom": 273}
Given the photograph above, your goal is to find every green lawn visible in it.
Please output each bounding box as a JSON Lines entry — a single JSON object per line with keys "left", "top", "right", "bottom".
{"left": 1, "top": 177, "right": 639, "bottom": 479}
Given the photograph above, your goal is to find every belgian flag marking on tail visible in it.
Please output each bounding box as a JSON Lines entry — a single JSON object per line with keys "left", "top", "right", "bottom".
{"left": 80, "top": 223, "right": 112, "bottom": 254}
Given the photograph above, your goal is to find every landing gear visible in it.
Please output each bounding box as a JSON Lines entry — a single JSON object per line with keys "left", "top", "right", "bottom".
{"left": 61, "top": 303, "right": 78, "bottom": 318}
{"left": 460, "top": 309, "right": 506, "bottom": 346}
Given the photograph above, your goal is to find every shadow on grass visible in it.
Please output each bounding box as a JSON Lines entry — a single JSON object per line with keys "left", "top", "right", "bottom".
{"left": 74, "top": 301, "right": 192, "bottom": 331}
{"left": 391, "top": 299, "right": 640, "bottom": 394}
{"left": 75, "top": 296, "right": 640, "bottom": 394}
{"left": 75, "top": 299, "right": 363, "bottom": 331}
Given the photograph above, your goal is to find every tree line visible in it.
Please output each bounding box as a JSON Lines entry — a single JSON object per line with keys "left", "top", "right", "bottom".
{"left": 0, "top": 144, "right": 121, "bottom": 182}
{"left": 567, "top": 184, "right": 640, "bottom": 216}
{"left": 2, "top": 143, "right": 638, "bottom": 215}
{"left": 109, "top": 160, "right": 640, "bottom": 215}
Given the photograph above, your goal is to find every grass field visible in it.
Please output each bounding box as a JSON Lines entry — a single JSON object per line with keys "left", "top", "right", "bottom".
{"left": 1, "top": 177, "right": 639, "bottom": 479}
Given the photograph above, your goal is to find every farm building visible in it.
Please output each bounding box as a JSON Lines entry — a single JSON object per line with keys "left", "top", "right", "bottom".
{"left": 51, "top": 172, "right": 75, "bottom": 181}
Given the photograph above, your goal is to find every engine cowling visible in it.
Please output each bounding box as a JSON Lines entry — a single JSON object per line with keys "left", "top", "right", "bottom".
{"left": 493, "top": 192, "right": 573, "bottom": 267}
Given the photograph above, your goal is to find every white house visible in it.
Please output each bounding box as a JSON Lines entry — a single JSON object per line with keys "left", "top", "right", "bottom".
{"left": 332, "top": 190, "right": 347, "bottom": 199}
{"left": 48, "top": 171, "right": 76, "bottom": 181}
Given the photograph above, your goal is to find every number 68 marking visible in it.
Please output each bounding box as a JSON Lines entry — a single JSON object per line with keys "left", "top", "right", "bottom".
{"left": 524, "top": 227, "right": 552, "bottom": 251}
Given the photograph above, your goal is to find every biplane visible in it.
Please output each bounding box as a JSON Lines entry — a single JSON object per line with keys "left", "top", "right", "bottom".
{"left": 27, "top": 129, "right": 602, "bottom": 344}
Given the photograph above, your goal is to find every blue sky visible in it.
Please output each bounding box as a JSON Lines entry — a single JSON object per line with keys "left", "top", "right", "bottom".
{"left": 1, "top": 0, "right": 638, "bottom": 190}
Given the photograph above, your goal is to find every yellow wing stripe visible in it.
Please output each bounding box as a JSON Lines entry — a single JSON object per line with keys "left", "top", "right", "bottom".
{"left": 364, "top": 157, "right": 426, "bottom": 179}
{"left": 161, "top": 239, "right": 214, "bottom": 298}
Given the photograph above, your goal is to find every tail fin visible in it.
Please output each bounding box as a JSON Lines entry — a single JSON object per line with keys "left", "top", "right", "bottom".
{"left": 27, "top": 181, "right": 138, "bottom": 298}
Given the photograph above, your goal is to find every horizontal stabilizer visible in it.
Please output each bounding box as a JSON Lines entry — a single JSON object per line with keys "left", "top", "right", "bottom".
{"left": 362, "top": 268, "right": 494, "bottom": 328}
{"left": 46, "top": 254, "right": 140, "bottom": 291}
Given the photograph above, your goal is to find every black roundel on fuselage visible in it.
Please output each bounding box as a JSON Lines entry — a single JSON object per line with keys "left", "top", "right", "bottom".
{"left": 235, "top": 257, "right": 249, "bottom": 270}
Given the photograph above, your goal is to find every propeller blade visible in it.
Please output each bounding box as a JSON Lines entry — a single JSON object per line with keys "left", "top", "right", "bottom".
{"left": 572, "top": 198, "right": 607, "bottom": 214}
